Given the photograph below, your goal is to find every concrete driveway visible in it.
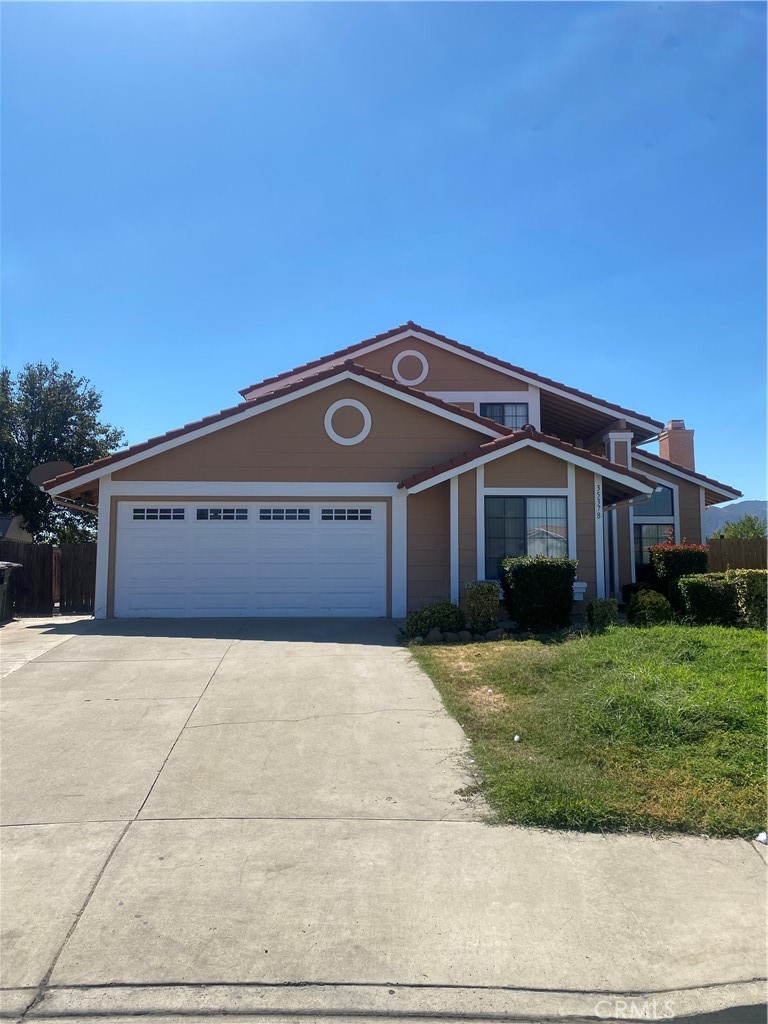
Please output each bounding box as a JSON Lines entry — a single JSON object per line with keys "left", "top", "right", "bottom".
{"left": 1, "top": 617, "right": 765, "bottom": 1023}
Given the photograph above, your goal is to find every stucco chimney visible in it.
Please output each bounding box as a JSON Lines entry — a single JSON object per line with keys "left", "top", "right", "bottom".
{"left": 659, "top": 420, "right": 695, "bottom": 470}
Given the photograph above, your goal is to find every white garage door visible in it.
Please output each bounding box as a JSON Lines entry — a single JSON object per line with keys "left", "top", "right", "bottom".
{"left": 113, "top": 501, "right": 387, "bottom": 617}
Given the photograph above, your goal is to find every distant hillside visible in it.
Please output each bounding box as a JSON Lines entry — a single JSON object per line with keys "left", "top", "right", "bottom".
{"left": 703, "top": 500, "right": 767, "bottom": 539}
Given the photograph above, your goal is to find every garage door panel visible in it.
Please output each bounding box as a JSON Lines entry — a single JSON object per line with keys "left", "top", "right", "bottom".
{"left": 114, "top": 502, "right": 387, "bottom": 618}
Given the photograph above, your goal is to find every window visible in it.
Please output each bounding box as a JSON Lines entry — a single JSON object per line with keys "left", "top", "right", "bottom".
{"left": 637, "top": 485, "right": 674, "bottom": 517}
{"left": 196, "top": 508, "right": 248, "bottom": 521}
{"left": 479, "top": 403, "right": 529, "bottom": 429}
{"left": 484, "top": 496, "right": 567, "bottom": 578}
{"left": 132, "top": 507, "right": 185, "bottom": 521}
{"left": 321, "top": 508, "right": 373, "bottom": 521}
{"left": 258, "top": 508, "right": 310, "bottom": 521}
{"left": 634, "top": 523, "right": 675, "bottom": 565}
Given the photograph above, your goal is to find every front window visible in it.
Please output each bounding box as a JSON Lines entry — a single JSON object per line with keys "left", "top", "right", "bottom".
{"left": 637, "top": 485, "right": 674, "bottom": 517}
{"left": 484, "top": 496, "right": 568, "bottom": 578}
{"left": 479, "top": 402, "right": 529, "bottom": 429}
{"left": 633, "top": 523, "right": 675, "bottom": 565}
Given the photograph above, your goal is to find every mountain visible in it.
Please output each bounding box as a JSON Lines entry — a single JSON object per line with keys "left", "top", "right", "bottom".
{"left": 703, "top": 499, "right": 767, "bottom": 539}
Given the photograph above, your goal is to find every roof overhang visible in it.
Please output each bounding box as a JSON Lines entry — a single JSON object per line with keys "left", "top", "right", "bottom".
{"left": 239, "top": 323, "right": 664, "bottom": 439}
{"left": 400, "top": 434, "right": 656, "bottom": 500}
{"left": 45, "top": 365, "right": 508, "bottom": 498}
{"left": 632, "top": 451, "right": 742, "bottom": 505}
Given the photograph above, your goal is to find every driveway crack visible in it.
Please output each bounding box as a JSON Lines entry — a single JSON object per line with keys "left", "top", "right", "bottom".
{"left": 186, "top": 708, "right": 439, "bottom": 728}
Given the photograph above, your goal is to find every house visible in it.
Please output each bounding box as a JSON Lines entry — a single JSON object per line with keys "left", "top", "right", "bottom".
{"left": 43, "top": 322, "right": 741, "bottom": 619}
{"left": 0, "top": 515, "right": 33, "bottom": 543}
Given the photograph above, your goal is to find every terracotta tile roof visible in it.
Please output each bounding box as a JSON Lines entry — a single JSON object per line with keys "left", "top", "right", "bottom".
{"left": 398, "top": 426, "right": 657, "bottom": 491}
{"left": 44, "top": 362, "right": 512, "bottom": 492}
{"left": 632, "top": 449, "right": 741, "bottom": 497}
{"left": 238, "top": 320, "right": 664, "bottom": 429}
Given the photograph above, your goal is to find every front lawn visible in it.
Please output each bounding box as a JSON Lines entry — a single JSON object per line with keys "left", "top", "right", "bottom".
{"left": 412, "top": 626, "right": 766, "bottom": 836}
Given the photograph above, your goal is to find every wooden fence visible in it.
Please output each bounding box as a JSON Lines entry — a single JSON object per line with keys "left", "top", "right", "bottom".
{"left": 0, "top": 540, "right": 97, "bottom": 617}
{"left": 708, "top": 537, "right": 768, "bottom": 572}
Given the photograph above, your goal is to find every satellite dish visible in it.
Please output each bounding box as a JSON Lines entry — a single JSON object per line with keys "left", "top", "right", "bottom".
{"left": 28, "top": 461, "right": 75, "bottom": 487}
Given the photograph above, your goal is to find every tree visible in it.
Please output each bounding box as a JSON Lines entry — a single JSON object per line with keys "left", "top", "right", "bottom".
{"left": 717, "top": 515, "right": 767, "bottom": 540}
{"left": 0, "top": 362, "right": 124, "bottom": 543}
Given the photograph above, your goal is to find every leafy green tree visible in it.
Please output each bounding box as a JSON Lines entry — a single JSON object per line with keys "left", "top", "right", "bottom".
{"left": 718, "top": 515, "right": 767, "bottom": 540}
{"left": 0, "top": 362, "right": 124, "bottom": 543}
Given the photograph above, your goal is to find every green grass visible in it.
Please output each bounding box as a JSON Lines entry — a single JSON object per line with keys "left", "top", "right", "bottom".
{"left": 412, "top": 625, "right": 767, "bottom": 836}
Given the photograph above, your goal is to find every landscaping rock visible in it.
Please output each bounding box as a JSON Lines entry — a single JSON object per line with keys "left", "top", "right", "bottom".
{"left": 424, "top": 627, "right": 443, "bottom": 644}
{"left": 443, "top": 631, "right": 460, "bottom": 644}
{"left": 411, "top": 636, "right": 424, "bottom": 645}
{"left": 485, "top": 629, "right": 505, "bottom": 641}
{"left": 458, "top": 630, "right": 473, "bottom": 642}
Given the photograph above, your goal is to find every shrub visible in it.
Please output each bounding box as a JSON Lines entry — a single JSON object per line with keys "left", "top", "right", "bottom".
{"left": 405, "top": 599, "right": 465, "bottom": 638}
{"left": 725, "top": 569, "right": 767, "bottom": 629}
{"left": 586, "top": 597, "right": 618, "bottom": 632}
{"left": 649, "top": 544, "right": 708, "bottom": 606}
{"left": 464, "top": 580, "right": 501, "bottom": 634}
{"left": 626, "top": 589, "right": 673, "bottom": 626}
{"left": 677, "top": 574, "right": 738, "bottom": 626}
{"left": 499, "top": 556, "right": 578, "bottom": 632}
{"left": 621, "top": 581, "right": 652, "bottom": 606}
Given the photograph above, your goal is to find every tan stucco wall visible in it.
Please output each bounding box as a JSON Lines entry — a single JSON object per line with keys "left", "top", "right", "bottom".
{"left": 354, "top": 337, "right": 529, "bottom": 392}
{"left": 458, "top": 470, "right": 477, "bottom": 595}
{"left": 484, "top": 446, "right": 568, "bottom": 488}
{"left": 407, "top": 483, "right": 450, "bottom": 612}
{"left": 113, "top": 380, "right": 488, "bottom": 484}
{"left": 575, "top": 468, "right": 597, "bottom": 601}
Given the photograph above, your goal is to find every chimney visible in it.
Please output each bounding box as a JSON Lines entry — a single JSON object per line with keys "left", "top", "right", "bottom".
{"left": 659, "top": 420, "right": 695, "bottom": 470}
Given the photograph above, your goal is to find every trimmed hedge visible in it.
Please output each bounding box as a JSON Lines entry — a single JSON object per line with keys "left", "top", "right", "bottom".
{"left": 621, "top": 581, "right": 649, "bottom": 606}
{"left": 726, "top": 569, "right": 767, "bottom": 629}
{"left": 649, "top": 544, "right": 708, "bottom": 606}
{"left": 626, "top": 589, "right": 673, "bottom": 626}
{"left": 405, "top": 600, "right": 466, "bottom": 638}
{"left": 586, "top": 597, "right": 618, "bottom": 633}
{"left": 677, "top": 574, "right": 738, "bottom": 626}
{"left": 499, "top": 556, "right": 578, "bottom": 632}
{"left": 464, "top": 580, "right": 501, "bottom": 634}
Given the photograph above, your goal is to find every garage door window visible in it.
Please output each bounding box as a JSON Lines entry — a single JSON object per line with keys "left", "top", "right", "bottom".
{"left": 132, "top": 507, "right": 185, "bottom": 521}
{"left": 196, "top": 508, "right": 248, "bottom": 521}
{"left": 321, "top": 508, "right": 372, "bottom": 521}
{"left": 259, "top": 508, "right": 311, "bottom": 521}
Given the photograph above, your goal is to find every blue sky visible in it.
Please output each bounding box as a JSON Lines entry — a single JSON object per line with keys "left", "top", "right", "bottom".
{"left": 2, "top": 2, "right": 765, "bottom": 500}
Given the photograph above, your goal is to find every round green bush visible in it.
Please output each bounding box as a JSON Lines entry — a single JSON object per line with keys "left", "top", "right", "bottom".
{"left": 405, "top": 600, "right": 466, "bottom": 638}
{"left": 586, "top": 597, "right": 618, "bottom": 633}
{"left": 626, "top": 589, "right": 673, "bottom": 626}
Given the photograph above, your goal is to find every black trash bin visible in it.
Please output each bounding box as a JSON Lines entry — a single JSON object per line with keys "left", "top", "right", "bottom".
{"left": 0, "top": 562, "right": 23, "bottom": 622}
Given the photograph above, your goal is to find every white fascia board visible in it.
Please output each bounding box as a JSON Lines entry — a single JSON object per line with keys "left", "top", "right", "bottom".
{"left": 106, "top": 481, "right": 401, "bottom": 497}
{"left": 243, "top": 331, "right": 662, "bottom": 434}
{"left": 48, "top": 370, "right": 504, "bottom": 496}
{"left": 631, "top": 453, "right": 741, "bottom": 500}
{"left": 405, "top": 438, "right": 655, "bottom": 497}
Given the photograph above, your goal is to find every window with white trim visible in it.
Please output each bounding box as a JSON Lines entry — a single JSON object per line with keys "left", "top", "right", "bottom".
{"left": 196, "top": 508, "right": 248, "bottom": 521}
{"left": 132, "top": 507, "right": 185, "bottom": 521}
{"left": 633, "top": 485, "right": 675, "bottom": 566}
{"left": 258, "top": 508, "right": 310, "bottom": 521}
{"left": 484, "top": 496, "right": 568, "bottom": 578}
{"left": 321, "top": 508, "right": 373, "bottom": 521}
{"left": 479, "top": 403, "right": 529, "bottom": 429}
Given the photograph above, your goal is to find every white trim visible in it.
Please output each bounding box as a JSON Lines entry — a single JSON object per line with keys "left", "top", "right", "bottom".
{"left": 610, "top": 509, "right": 620, "bottom": 598}
{"left": 603, "top": 431, "right": 634, "bottom": 444}
{"left": 48, "top": 370, "right": 506, "bottom": 496}
{"left": 105, "top": 481, "right": 402, "bottom": 497}
{"left": 241, "top": 330, "right": 662, "bottom": 434}
{"left": 476, "top": 466, "right": 485, "bottom": 580}
{"left": 450, "top": 477, "right": 459, "bottom": 603}
{"left": 629, "top": 502, "right": 637, "bottom": 584}
{"left": 632, "top": 452, "right": 740, "bottom": 501}
{"left": 391, "top": 491, "right": 407, "bottom": 618}
{"left": 391, "top": 349, "right": 429, "bottom": 387}
{"left": 567, "top": 464, "right": 576, "bottom": 560}
{"left": 484, "top": 487, "right": 568, "bottom": 496}
{"left": 324, "top": 399, "right": 372, "bottom": 446}
{"left": 594, "top": 475, "right": 606, "bottom": 598}
{"left": 94, "top": 474, "right": 112, "bottom": 619}
{"left": 632, "top": 474, "right": 680, "bottom": 545}
{"left": 405, "top": 437, "right": 653, "bottom": 497}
